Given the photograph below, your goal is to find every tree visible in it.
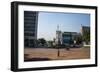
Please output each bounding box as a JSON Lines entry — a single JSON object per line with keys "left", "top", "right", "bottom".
{"left": 47, "top": 41, "right": 53, "bottom": 48}
{"left": 38, "top": 38, "right": 46, "bottom": 46}
{"left": 82, "top": 31, "right": 90, "bottom": 44}
{"left": 75, "top": 35, "right": 82, "bottom": 45}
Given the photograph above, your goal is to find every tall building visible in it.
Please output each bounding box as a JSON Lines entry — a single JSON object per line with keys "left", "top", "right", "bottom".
{"left": 24, "top": 11, "right": 38, "bottom": 48}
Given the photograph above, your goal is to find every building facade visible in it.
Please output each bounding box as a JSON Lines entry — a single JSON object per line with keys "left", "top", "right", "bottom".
{"left": 55, "top": 31, "right": 78, "bottom": 46}
{"left": 24, "top": 11, "right": 38, "bottom": 48}
{"left": 81, "top": 26, "right": 90, "bottom": 36}
{"left": 62, "top": 32, "right": 77, "bottom": 45}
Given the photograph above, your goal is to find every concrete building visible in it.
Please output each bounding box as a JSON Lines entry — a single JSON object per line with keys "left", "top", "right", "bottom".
{"left": 55, "top": 25, "right": 78, "bottom": 46}
{"left": 24, "top": 11, "right": 38, "bottom": 48}
{"left": 62, "top": 32, "right": 77, "bottom": 45}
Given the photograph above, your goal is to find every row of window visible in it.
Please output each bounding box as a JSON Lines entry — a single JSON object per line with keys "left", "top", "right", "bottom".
{"left": 24, "top": 32, "right": 35, "bottom": 36}
{"left": 24, "top": 38, "right": 36, "bottom": 47}
{"left": 24, "top": 14, "right": 37, "bottom": 17}
{"left": 24, "top": 19, "right": 36, "bottom": 23}
{"left": 24, "top": 21, "right": 36, "bottom": 24}
{"left": 24, "top": 17, "right": 36, "bottom": 21}
{"left": 24, "top": 28, "right": 36, "bottom": 32}
{"left": 24, "top": 11, "right": 37, "bottom": 14}
{"left": 24, "top": 25, "right": 35, "bottom": 28}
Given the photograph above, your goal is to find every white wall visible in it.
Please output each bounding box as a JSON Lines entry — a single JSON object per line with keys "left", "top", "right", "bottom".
{"left": 0, "top": 0, "right": 99, "bottom": 73}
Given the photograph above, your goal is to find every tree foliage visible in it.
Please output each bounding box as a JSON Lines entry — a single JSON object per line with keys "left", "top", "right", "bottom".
{"left": 38, "top": 38, "right": 46, "bottom": 46}
{"left": 82, "top": 31, "right": 90, "bottom": 44}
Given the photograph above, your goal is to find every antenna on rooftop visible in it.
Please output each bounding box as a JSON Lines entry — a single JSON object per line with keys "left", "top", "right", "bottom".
{"left": 57, "top": 24, "right": 59, "bottom": 31}
{"left": 81, "top": 24, "right": 82, "bottom": 27}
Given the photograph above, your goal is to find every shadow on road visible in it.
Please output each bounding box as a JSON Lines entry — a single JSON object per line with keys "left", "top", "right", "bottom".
{"left": 24, "top": 57, "right": 51, "bottom": 62}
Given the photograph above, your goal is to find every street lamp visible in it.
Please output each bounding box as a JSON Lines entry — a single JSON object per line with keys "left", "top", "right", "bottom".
{"left": 57, "top": 42, "right": 59, "bottom": 57}
{"left": 57, "top": 38, "right": 61, "bottom": 57}
{"left": 56, "top": 24, "right": 61, "bottom": 57}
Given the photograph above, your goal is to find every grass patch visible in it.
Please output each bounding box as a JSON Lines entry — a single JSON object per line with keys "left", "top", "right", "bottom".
{"left": 82, "top": 46, "right": 90, "bottom": 48}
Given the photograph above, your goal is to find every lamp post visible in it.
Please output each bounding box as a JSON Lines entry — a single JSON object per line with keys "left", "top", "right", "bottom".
{"left": 58, "top": 47, "right": 60, "bottom": 57}
{"left": 56, "top": 24, "right": 61, "bottom": 57}
{"left": 57, "top": 40, "right": 60, "bottom": 57}
{"left": 57, "top": 43, "right": 60, "bottom": 57}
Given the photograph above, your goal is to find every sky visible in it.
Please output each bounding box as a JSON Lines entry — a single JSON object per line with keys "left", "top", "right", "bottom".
{"left": 37, "top": 12, "right": 90, "bottom": 41}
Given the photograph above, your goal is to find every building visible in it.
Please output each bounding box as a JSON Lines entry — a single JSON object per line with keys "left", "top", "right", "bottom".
{"left": 24, "top": 11, "right": 38, "bottom": 48}
{"left": 80, "top": 26, "right": 90, "bottom": 36}
{"left": 62, "top": 32, "right": 78, "bottom": 45}
{"left": 54, "top": 25, "right": 90, "bottom": 47}
{"left": 80, "top": 26, "right": 90, "bottom": 45}
{"left": 55, "top": 25, "right": 78, "bottom": 46}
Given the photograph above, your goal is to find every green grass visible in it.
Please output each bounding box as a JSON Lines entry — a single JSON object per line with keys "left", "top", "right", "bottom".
{"left": 82, "top": 46, "right": 90, "bottom": 48}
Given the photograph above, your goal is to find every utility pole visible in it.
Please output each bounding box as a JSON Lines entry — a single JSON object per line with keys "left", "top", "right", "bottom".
{"left": 57, "top": 40, "right": 60, "bottom": 57}
{"left": 57, "top": 24, "right": 60, "bottom": 57}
